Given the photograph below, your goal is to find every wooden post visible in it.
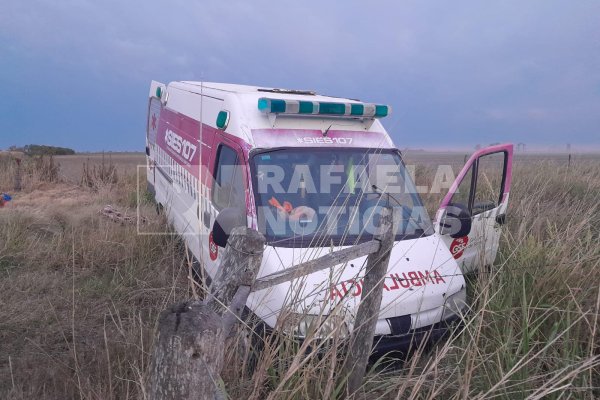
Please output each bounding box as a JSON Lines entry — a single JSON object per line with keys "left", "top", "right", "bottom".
{"left": 342, "top": 207, "right": 394, "bottom": 396}
{"left": 148, "top": 227, "right": 265, "bottom": 399}
{"left": 14, "top": 158, "right": 21, "bottom": 192}
{"left": 147, "top": 301, "right": 225, "bottom": 400}
{"left": 205, "top": 227, "right": 265, "bottom": 335}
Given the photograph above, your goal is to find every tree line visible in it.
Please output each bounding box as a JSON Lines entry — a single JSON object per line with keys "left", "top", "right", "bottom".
{"left": 8, "top": 144, "right": 75, "bottom": 156}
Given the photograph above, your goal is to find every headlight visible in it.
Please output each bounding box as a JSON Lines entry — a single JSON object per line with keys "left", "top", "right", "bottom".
{"left": 279, "top": 312, "right": 350, "bottom": 339}
{"left": 442, "top": 288, "right": 467, "bottom": 320}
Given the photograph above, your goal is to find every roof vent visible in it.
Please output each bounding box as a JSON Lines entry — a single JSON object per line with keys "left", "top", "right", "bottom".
{"left": 258, "top": 88, "right": 316, "bottom": 96}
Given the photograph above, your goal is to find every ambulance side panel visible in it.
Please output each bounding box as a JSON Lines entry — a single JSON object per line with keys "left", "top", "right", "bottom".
{"left": 147, "top": 86, "right": 224, "bottom": 267}
{"left": 147, "top": 84, "right": 257, "bottom": 280}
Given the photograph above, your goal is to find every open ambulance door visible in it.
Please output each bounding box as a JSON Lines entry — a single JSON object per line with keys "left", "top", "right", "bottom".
{"left": 435, "top": 144, "right": 513, "bottom": 274}
{"left": 146, "top": 81, "right": 166, "bottom": 191}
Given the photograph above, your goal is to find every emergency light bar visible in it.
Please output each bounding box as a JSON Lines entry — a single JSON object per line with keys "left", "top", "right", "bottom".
{"left": 257, "top": 98, "right": 390, "bottom": 118}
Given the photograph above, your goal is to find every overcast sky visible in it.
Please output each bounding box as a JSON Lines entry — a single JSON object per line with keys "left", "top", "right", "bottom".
{"left": 1, "top": 1, "right": 599, "bottom": 151}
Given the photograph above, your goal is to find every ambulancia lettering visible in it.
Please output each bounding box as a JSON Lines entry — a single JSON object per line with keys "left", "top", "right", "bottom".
{"left": 327, "top": 270, "right": 447, "bottom": 301}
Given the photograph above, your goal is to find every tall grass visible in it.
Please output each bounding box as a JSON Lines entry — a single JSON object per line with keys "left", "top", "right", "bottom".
{"left": 80, "top": 153, "right": 119, "bottom": 190}
{"left": 0, "top": 153, "right": 59, "bottom": 191}
{"left": 0, "top": 158, "right": 191, "bottom": 399}
{"left": 0, "top": 154, "right": 598, "bottom": 399}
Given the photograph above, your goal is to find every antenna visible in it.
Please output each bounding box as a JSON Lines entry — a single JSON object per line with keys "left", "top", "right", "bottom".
{"left": 198, "top": 78, "right": 205, "bottom": 270}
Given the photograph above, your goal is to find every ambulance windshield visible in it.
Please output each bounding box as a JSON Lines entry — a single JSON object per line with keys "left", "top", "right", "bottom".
{"left": 250, "top": 148, "right": 434, "bottom": 247}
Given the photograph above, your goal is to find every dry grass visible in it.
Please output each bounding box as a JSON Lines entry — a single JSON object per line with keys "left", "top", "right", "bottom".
{"left": 0, "top": 154, "right": 60, "bottom": 192}
{"left": 55, "top": 153, "right": 145, "bottom": 184}
{"left": 0, "top": 153, "right": 190, "bottom": 399}
{"left": 0, "top": 151, "right": 598, "bottom": 399}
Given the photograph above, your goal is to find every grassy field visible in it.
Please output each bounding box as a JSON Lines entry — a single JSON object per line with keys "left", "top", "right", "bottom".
{"left": 53, "top": 153, "right": 145, "bottom": 184}
{"left": 0, "top": 151, "right": 598, "bottom": 399}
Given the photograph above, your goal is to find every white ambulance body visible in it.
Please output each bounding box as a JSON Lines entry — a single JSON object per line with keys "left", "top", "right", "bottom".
{"left": 145, "top": 81, "right": 513, "bottom": 348}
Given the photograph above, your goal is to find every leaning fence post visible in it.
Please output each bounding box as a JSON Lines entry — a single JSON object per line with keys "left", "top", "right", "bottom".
{"left": 343, "top": 206, "right": 394, "bottom": 396}
{"left": 205, "top": 227, "right": 265, "bottom": 335}
{"left": 147, "top": 227, "right": 265, "bottom": 400}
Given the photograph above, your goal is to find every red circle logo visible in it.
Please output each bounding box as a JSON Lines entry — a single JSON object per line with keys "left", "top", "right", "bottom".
{"left": 450, "top": 236, "right": 469, "bottom": 259}
{"left": 208, "top": 231, "right": 218, "bottom": 261}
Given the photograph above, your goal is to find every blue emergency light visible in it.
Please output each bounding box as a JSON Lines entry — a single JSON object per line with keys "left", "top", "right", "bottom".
{"left": 257, "top": 98, "right": 390, "bottom": 118}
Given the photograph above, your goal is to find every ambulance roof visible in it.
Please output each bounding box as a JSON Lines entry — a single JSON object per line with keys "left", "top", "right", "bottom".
{"left": 177, "top": 81, "right": 363, "bottom": 103}
{"left": 163, "top": 81, "right": 394, "bottom": 148}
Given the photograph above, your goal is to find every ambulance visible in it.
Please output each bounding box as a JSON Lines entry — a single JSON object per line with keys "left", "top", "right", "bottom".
{"left": 145, "top": 81, "right": 513, "bottom": 350}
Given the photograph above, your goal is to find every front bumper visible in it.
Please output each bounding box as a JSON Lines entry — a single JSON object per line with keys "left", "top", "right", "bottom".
{"left": 372, "top": 313, "right": 462, "bottom": 356}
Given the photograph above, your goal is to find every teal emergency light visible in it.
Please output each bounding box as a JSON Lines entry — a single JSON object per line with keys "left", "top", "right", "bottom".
{"left": 257, "top": 98, "right": 390, "bottom": 118}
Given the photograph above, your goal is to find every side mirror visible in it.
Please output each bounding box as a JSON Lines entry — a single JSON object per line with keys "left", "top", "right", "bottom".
{"left": 212, "top": 207, "right": 245, "bottom": 247}
{"left": 439, "top": 203, "right": 472, "bottom": 238}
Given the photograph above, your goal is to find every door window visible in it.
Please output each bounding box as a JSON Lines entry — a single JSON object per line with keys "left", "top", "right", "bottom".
{"left": 450, "top": 165, "right": 474, "bottom": 209}
{"left": 212, "top": 144, "right": 246, "bottom": 211}
{"left": 447, "top": 151, "right": 506, "bottom": 216}
{"left": 472, "top": 152, "right": 506, "bottom": 215}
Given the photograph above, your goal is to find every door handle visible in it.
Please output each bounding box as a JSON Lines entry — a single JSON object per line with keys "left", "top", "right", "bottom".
{"left": 495, "top": 214, "right": 506, "bottom": 225}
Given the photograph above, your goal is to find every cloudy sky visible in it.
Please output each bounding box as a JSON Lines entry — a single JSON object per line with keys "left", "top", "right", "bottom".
{"left": 1, "top": 1, "right": 598, "bottom": 151}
